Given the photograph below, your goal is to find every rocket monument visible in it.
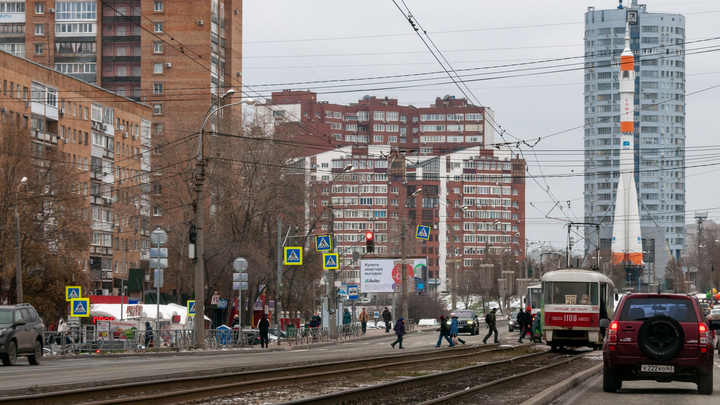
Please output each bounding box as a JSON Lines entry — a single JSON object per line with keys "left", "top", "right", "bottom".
{"left": 611, "top": 22, "right": 644, "bottom": 267}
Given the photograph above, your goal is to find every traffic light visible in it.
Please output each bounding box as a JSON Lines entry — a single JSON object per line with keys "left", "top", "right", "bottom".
{"left": 189, "top": 224, "right": 197, "bottom": 244}
{"left": 365, "top": 231, "right": 374, "bottom": 253}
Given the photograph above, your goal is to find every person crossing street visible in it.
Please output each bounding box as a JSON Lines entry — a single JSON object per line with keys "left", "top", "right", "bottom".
{"left": 382, "top": 307, "right": 392, "bottom": 333}
{"left": 359, "top": 308, "right": 370, "bottom": 335}
{"left": 483, "top": 308, "right": 499, "bottom": 344}
{"left": 391, "top": 317, "right": 406, "bottom": 349}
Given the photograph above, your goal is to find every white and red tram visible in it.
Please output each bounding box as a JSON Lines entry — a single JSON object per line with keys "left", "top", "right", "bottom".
{"left": 541, "top": 269, "right": 614, "bottom": 350}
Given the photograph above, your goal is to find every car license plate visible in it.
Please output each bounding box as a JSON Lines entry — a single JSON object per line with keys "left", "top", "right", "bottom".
{"left": 641, "top": 365, "right": 674, "bottom": 373}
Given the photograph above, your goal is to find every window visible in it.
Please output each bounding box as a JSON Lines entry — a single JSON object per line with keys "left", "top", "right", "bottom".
{"left": 34, "top": 24, "right": 44, "bottom": 35}
{"left": 153, "top": 185, "right": 162, "bottom": 195}
{"left": 154, "top": 22, "right": 163, "bottom": 32}
{"left": 35, "top": 2, "right": 44, "bottom": 14}
{"left": 154, "top": 1, "right": 163, "bottom": 11}
{"left": 153, "top": 63, "right": 163, "bottom": 74}
{"left": 153, "top": 42, "right": 163, "bottom": 53}
{"left": 34, "top": 44, "right": 43, "bottom": 55}
{"left": 153, "top": 104, "right": 162, "bottom": 114}
{"left": 153, "top": 83, "right": 163, "bottom": 94}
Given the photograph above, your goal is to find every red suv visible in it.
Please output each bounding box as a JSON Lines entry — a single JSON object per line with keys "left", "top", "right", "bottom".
{"left": 602, "top": 293, "right": 720, "bottom": 395}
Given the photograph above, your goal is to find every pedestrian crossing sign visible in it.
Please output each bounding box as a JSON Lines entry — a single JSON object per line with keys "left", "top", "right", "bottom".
{"left": 70, "top": 298, "right": 90, "bottom": 317}
{"left": 65, "top": 286, "right": 81, "bottom": 301}
{"left": 323, "top": 253, "right": 339, "bottom": 270}
{"left": 315, "top": 235, "right": 332, "bottom": 251}
{"left": 187, "top": 300, "right": 196, "bottom": 316}
{"left": 415, "top": 225, "right": 431, "bottom": 240}
{"left": 284, "top": 247, "right": 303, "bottom": 265}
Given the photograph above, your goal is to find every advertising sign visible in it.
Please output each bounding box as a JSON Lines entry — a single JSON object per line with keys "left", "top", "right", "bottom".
{"left": 97, "top": 321, "right": 137, "bottom": 341}
{"left": 360, "top": 258, "right": 427, "bottom": 293}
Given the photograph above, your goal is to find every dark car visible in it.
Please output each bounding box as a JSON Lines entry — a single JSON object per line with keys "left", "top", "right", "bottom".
{"left": 508, "top": 311, "right": 519, "bottom": 332}
{"left": 0, "top": 303, "right": 45, "bottom": 366}
{"left": 451, "top": 310, "right": 479, "bottom": 335}
{"left": 602, "top": 293, "right": 720, "bottom": 395}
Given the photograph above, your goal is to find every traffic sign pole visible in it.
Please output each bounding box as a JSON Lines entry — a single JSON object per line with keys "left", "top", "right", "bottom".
{"left": 151, "top": 228, "right": 167, "bottom": 350}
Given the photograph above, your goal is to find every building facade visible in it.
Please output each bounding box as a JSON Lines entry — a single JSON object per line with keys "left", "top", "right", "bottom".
{"left": 300, "top": 145, "right": 525, "bottom": 293}
{"left": 583, "top": 1, "right": 686, "bottom": 281}
{"left": 1, "top": 50, "right": 153, "bottom": 295}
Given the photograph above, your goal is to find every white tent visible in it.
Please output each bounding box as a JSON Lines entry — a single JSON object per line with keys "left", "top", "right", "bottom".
{"left": 90, "top": 303, "right": 210, "bottom": 325}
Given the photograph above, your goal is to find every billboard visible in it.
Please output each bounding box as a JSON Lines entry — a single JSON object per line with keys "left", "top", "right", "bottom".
{"left": 360, "top": 258, "right": 427, "bottom": 293}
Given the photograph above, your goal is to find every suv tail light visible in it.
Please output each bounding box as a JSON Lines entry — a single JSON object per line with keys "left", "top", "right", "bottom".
{"left": 699, "top": 323, "right": 709, "bottom": 344}
{"left": 608, "top": 321, "right": 618, "bottom": 348}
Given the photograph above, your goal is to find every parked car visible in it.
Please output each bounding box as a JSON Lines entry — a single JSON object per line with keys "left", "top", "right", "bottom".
{"left": 508, "top": 311, "right": 520, "bottom": 332}
{"left": 418, "top": 318, "right": 439, "bottom": 327}
{"left": 602, "top": 293, "right": 720, "bottom": 395}
{"left": 0, "top": 303, "right": 44, "bottom": 366}
{"left": 451, "top": 310, "right": 480, "bottom": 335}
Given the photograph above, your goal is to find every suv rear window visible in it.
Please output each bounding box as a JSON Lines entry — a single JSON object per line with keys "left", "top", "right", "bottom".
{"left": 619, "top": 297, "right": 697, "bottom": 322}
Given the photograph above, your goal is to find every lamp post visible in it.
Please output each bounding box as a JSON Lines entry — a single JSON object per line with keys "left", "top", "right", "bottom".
{"left": 450, "top": 205, "right": 468, "bottom": 311}
{"left": 328, "top": 164, "right": 353, "bottom": 339}
{"left": 14, "top": 176, "right": 27, "bottom": 303}
{"left": 401, "top": 188, "right": 422, "bottom": 321}
{"left": 194, "top": 89, "right": 254, "bottom": 349}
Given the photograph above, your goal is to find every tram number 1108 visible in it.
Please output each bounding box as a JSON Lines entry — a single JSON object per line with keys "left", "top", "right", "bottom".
{"left": 563, "top": 314, "right": 578, "bottom": 322}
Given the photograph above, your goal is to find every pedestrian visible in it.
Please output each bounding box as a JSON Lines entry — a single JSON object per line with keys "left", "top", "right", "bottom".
{"left": 516, "top": 308, "right": 525, "bottom": 337}
{"left": 309, "top": 315, "right": 319, "bottom": 328}
{"left": 231, "top": 314, "right": 240, "bottom": 328}
{"left": 532, "top": 311, "right": 543, "bottom": 343}
{"left": 519, "top": 307, "right": 533, "bottom": 342}
{"left": 482, "top": 308, "right": 499, "bottom": 344}
{"left": 391, "top": 317, "right": 406, "bottom": 349}
{"left": 436, "top": 315, "right": 454, "bottom": 347}
{"left": 382, "top": 307, "right": 392, "bottom": 333}
{"left": 258, "top": 313, "right": 270, "bottom": 348}
{"left": 359, "top": 308, "right": 370, "bottom": 335}
{"left": 231, "top": 314, "right": 240, "bottom": 344}
{"left": 343, "top": 308, "right": 352, "bottom": 325}
{"left": 144, "top": 321, "right": 153, "bottom": 348}
{"left": 450, "top": 314, "right": 466, "bottom": 346}
{"left": 314, "top": 310, "right": 322, "bottom": 326}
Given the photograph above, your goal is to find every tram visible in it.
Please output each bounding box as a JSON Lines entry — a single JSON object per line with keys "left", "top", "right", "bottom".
{"left": 541, "top": 269, "right": 614, "bottom": 350}
{"left": 526, "top": 283, "right": 542, "bottom": 315}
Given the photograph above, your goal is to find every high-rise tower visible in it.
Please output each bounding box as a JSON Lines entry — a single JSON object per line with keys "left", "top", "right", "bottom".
{"left": 584, "top": 1, "right": 686, "bottom": 284}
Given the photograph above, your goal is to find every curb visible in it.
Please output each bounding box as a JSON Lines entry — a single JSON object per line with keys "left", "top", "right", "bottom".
{"left": 520, "top": 363, "right": 602, "bottom": 405}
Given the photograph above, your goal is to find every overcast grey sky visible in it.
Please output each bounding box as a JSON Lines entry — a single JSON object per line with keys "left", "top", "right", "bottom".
{"left": 242, "top": 0, "right": 720, "bottom": 254}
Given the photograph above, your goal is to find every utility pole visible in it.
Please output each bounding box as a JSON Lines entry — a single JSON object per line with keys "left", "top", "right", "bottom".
{"left": 276, "top": 216, "right": 282, "bottom": 345}
{"left": 327, "top": 164, "right": 353, "bottom": 339}
{"left": 401, "top": 214, "right": 408, "bottom": 320}
{"left": 14, "top": 208, "right": 22, "bottom": 303}
{"left": 450, "top": 204, "right": 467, "bottom": 311}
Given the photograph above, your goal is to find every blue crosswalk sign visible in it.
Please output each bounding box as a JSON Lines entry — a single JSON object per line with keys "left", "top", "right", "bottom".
{"left": 65, "top": 286, "right": 81, "bottom": 301}
{"left": 284, "top": 247, "right": 303, "bottom": 265}
{"left": 70, "top": 298, "right": 90, "bottom": 317}
{"left": 415, "top": 225, "right": 431, "bottom": 240}
{"left": 323, "top": 253, "right": 339, "bottom": 270}
{"left": 187, "top": 300, "right": 196, "bottom": 316}
{"left": 315, "top": 235, "right": 332, "bottom": 252}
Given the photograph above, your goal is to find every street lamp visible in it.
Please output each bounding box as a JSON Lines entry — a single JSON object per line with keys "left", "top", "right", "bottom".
{"left": 450, "top": 205, "right": 468, "bottom": 311}
{"left": 401, "top": 188, "right": 422, "bottom": 321}
{"left": 14, "top": 176, "right": 27, "bottom": 303}
{"left": 327, "top": 164, "right": 353, "bottom": 339}
{"left": 194, "top": 89, "right": 245, "bottom": 349}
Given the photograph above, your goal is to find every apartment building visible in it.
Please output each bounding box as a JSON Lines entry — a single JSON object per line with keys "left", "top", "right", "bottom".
{"left": 0, "top": 50, "right": 152, "bottom": 295}
{"left": 301, "top": 145, "right": 525, "bottom": 293}
{"left": 583, "top": 1, "right": 686, "bottom": 279}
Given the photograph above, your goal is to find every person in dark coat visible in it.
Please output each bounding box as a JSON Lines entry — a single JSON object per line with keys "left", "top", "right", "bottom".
{"left": 483, "top": 308, "right": 499, "bottom": 344}
{"left": 519, "top": 307, "right": 533, "bottom": 343}
{"left": 231, "top": 314, "right": 240, "bottom": 328}
{"left": 144, "top": 321, "right": 153, "bottom": 348}
{"left": 436, "top": 315, "right": 454, "bottom": 347}
{"left": 516, "top": 308, "right": 526, "bottom": 336}
{"left": 258, "top": 314, "right": 270, "bottom": 348}
{"left": 450, "top": 314, "right": 466, "bottom": 346}
{"left": 342, "top": 308, "right": 352, "bottom": 325}
{"left": 309, "top": 316, "right": 319, "bottom": 328}
{"left": 382, "top": 307, "right": 392, "bottom": 333}
{"left": 391, "top": 317, "right": 406, "bottom": 349}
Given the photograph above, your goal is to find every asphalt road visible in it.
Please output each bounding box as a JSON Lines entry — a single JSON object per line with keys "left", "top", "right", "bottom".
{"left": 557, "top": 358, "right": 720, "bottom": 403}
{"left": 0, "top": 321, "right": 515, "bottom": 393}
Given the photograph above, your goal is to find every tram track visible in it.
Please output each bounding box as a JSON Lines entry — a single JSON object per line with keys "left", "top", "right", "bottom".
{"left": 0, "top": 344, "right": 524, "bottom": 405}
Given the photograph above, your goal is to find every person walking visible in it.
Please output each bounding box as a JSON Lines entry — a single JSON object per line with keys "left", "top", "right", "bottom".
{"left": 359, "top": 308, "right": 370, "bottom": 335}
{"left": 450, "top": 314, "right": 466, "bottom": 346}
{"left": 436, "top": 315, "right": 454, "bottom": 347}
{"left": 342, "top": 308, "right": 352, "bottom": 325}
{"left": 391, "top": 317, "right": 406, "bottom": 349}
{"left": 258, "top": 313, "right": 270, "bottom": 348}
{"left": 144, "top": 321, "right": 153, "bottom": 348}
{"left": 231, "top": 314, "right": 240, "bottom": 328}
{"left": 382, "top": 307, "right": 392, "bottom": 333}
{"left": 309, "top": 315, "right": 319, "bottom": 328}
{"left": 516, "top": 308, "right": 525, "bottom": 337}
{"left": 532, "top": 311, "right": 543, "bottom": 343}
{"left": 519, "top": 307, "right": 533, "bottom": 342}
{"left": 483, "top": 308, "right": 499, "bottom": 344}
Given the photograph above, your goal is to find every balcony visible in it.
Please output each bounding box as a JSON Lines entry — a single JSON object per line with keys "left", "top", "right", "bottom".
{"left": 102, "top": 16, "right": 141, "bottom": 23}
{"left": 102, "top": 35, "right": 141, "bottom": 43}
{"left": 101, "top": 76, "right": 141, "bottom": 83}
{"left": 101, "top": 56, "right": 141, "bottom": 63}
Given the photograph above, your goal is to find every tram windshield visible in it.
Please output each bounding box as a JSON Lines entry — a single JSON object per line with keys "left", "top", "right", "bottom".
{"left": 544, "top": 282, "right": 598, "bottom": 305}
{"left": 528, "top": 287, "right": 542, "bottom": 310}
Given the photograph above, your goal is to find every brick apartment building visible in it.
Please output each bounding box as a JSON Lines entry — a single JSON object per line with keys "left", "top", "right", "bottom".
{"left": 298, "top": 145, "right": 525, "bottom": 294}
{"left": 1, "top": 50, "right": 153, "bottom": 296}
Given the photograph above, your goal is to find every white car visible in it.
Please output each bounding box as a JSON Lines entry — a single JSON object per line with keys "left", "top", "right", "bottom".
{"left": 418, "top": 318, "right": 438, "bottom": 327}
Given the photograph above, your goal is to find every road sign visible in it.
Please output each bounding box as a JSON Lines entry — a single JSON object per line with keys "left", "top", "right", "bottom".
{"left": 65, "top": 286, "right": 81, "bottom": 301}
{"left": 149, "top": 258, "right": 168, "bottom": 269}
{"left": 323, "top": 253, "right": 339, "bottom": 270}
{"left": 233, "top": 257, "right": 248, "bottom": 272}
{"left": 66, "top": 317, "right": 80, "bottom": 327}
{"left": 284, "top": 247, "right": 303, "bottom": 265}
{"left": 348, "top": 285, "right": 359, "bottom": 300}
{"left": 315, "top": 235, "right": 332, "bottom": 252}
{"left": 149, "top": 248, "right": 168, "bottom": 258}
{"left": 150, "top": 228, "right": 168, "bottom": 246}
{"left": 374, "top": 311, "right": 379, "bottom": 318}
{"left": 187, "top": 300, "right": 196, "bottom": 316}
{"left": 70, "top": 298, "right": 90, "bottom": 317}
{"left": 338, "top": 284, "right": 348, "bottom": 296}
{"left": 415, "top": 225, "right": 431, "bottom": 240}
{"left": 218, "top": 299, "right": 228, "bottom": 309}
